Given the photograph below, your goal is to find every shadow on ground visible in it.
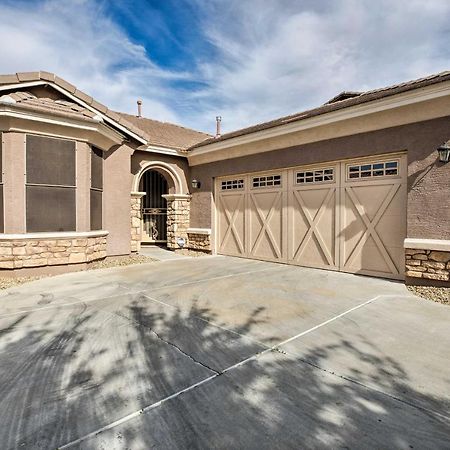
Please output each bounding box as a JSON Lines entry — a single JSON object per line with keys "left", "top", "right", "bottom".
{"left": 0, "top": 295, "right": 448, "bottom": 449}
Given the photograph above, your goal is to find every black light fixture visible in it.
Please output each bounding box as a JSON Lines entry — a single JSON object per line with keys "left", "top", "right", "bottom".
{"left": 191, "top": 179, "right": 201, "bottom": 189}
{"left": 437, "top": 141, "right": 450, "bottom": 163}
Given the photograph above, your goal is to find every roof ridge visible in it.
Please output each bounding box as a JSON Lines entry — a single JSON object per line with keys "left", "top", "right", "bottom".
{"left": 116, "top": 110, "right": 211, "bottom": 136}
{"left": 190, "top": 69, "right": 450, "bottom": 149}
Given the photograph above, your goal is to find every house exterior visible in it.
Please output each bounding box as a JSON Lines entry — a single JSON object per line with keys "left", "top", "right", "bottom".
{"left": 0, "top": 71, "right": 449, "bottom": 286}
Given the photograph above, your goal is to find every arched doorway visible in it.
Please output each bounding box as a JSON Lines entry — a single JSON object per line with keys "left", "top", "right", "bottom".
{"left": 139, "top": 170, "right": 168, "bottom": 244}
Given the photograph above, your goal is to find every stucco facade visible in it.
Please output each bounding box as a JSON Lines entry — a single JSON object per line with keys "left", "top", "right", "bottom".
{"left": 0, "top": 70, "right": 449, "bottom": 286}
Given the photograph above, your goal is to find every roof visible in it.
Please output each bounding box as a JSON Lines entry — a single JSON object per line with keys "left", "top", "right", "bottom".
{"left": 116, "top": 112, "right": 211, "bottom": 151}
{"left": 191, "top": 70, "right": 450, "bottom": 149}
{"left": 0, "top": 71, "right": 209, "bottom": 150}
{"left": 0, "top": 91, "right": 101, "bottom": 123}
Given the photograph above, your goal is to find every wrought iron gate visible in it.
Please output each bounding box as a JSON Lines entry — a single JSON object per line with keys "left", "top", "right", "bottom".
{"left": 140, "top": 170, "right": 168, "bottom": 243}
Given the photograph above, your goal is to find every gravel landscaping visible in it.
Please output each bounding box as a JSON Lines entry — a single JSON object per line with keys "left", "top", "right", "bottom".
{"left": 0, "top": 254, "right": 156, "bottom": 290}
{"left": 407, "top": 285, "right": 450, "bottom": 305}
{"left": 88, "top": 254, "right": 156, "bottom": 270}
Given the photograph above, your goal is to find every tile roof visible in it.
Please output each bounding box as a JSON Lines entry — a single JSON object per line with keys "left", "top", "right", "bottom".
{"left": 115, "top": 112, "right": 210, "bottom": 151}
{"left": 191, "top": 70, "right": 450, "bottom": 149}
{"left": 0, "top": 91, "right": 100, "bottom": 122}
{"left": 0, "top": 71, "right": 210, "bottom": 150}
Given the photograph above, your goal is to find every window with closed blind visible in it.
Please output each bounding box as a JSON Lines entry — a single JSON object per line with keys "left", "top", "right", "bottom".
{"left": 26, "top": 135, "right": 76, "bottom": 232}
{"left": 90, "top": 147, "right": 103, "bottom": 230}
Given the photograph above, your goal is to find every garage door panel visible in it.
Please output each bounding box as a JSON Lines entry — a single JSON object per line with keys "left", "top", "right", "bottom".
{"left": 217, "top": 192, "right": 246, "bottom": 257}
{"left": 216, "top": 154, "right": 406, "bottom": 280}
{"left": 248, "top": 190, "right": 283, "bottom": 261}
{"left": 289, "top": 186, "right": 338, "bottom": 270}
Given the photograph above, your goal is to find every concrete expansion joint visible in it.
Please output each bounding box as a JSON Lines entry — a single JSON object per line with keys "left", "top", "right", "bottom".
{"left": 144, "top": 326, "right": 221, "bottom": 375}
{"left": 110, "top": 306, "right": 221, "bottom": 375}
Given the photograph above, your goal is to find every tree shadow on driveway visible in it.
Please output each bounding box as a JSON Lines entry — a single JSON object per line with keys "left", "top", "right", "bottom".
{"left": 0, "top": 295, "right": 448, "bottom": 450}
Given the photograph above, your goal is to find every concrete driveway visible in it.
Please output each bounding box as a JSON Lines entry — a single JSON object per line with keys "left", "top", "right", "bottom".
{"left": 0, "top": 256, "right": 449, "bottom": 449}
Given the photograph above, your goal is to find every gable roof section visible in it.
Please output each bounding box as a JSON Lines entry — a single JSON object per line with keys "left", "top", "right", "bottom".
{"left": 191, "top": 70, "right": 450, "bottom": 149}
{"left": 0, "top": 71, "right": 149, "bottom": 144}
{"left": 116, "top": 112, "right": 210, "bottom": 151}
{"left": 0, "top": 91, "right": 102, "bottom": 123}
{"left": 0, "top": 71, "right": 210, "bottom": 151}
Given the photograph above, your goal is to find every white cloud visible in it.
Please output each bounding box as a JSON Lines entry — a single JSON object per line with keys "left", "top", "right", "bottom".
{"left": 0, "top": 0, "right": 188, "bottom": 122}
{"left": 0, "top": 0, "right": 449, "bottom": 134}
{"left": 190, "top": 0, "right": 450, "bottom": 132}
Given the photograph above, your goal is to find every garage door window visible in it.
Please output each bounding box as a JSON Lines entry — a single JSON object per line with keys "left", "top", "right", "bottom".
{"left": 348, "top": 161, "right": 398, "bottom": 179}
{"left": 296, "top": 168, "right": 334, "bottom": 184}
{"left": 252, "top": 174, "right": 281, "bottom": 188}
{"left": 221, "top": 179, "right": 244, "bottom": 190}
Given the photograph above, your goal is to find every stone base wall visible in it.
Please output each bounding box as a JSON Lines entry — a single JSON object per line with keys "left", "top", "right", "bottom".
{"left": 165, "top": 195, "right": 191, "bottom": 250}
{"left": 0, "top": 235, "right": 107, "bottom": 270}
{"left": 186, "top": 231, "right": 211, "bottom": 253}
{"left": 405, "top": 249, "right": 450, "bottom": 282}
{"left": 131, "top": 193, "right": 144, "bottom": 253}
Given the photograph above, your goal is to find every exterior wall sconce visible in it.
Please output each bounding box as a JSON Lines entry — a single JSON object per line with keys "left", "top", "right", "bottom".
{"left": 191, "top": 179, "right": 201, "bottom": 189}
{"left": 438, "top": 142, "right": 450, "bottom": 163}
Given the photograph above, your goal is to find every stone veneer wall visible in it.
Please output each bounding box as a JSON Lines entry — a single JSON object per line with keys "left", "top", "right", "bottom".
{"left": 131, "top": 193, "right": 144, "bottom": 253}
{"left": 165, "top": 195, "right": 191, "bottom": 250}
{"left": 405, "top": 249, "right": 450, "bottom": 282}
{"left": 0, "top": 235, "right": 107, "bottom": 270}
{"left": 186, "top": 231, "right": 211, "bottom": 252}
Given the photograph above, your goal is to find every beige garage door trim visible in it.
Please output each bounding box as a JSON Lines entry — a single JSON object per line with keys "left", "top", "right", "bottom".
{"left": 215, "top": 153, "right": 407, "bottom": 280}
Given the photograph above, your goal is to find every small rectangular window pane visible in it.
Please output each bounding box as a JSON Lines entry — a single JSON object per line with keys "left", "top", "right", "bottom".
{"left": 90, "top": 189, "right": 102, "bottom": 230}
{"left": 26, "top": 135, "right": 75, "bottom": 186}
{"left": 91, "top": 147, "right": 103, "bottom": 190}
{"left": 386, "top": 162, "right": 397, "bottom": 168}
{"left": 26, "top": 185, "right": 76, "bottom": 232}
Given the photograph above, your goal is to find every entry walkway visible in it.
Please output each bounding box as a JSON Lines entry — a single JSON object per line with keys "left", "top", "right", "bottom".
{"left": 139, "top": 245, "right": 192, "bottom": 261}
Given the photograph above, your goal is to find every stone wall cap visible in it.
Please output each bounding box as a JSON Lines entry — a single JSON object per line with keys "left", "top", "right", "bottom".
{"left": 162, "top": 194, "right": 192, "bottom": 200}
{"left": 187, "top": 228, "right": 211, "bottom": 235}
{"left": 131, "top": 191, "right": 146, "bottom": 197}
{"left": 404, "top": 238, "right": 450, "bottom": 252}
{"left": 0, "top": 230, "right": 109, "bottom": 241}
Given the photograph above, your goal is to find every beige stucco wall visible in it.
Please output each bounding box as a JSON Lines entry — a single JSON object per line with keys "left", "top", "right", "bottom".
{"left": 131, "top": 151, "right": 190, "bottom": 194}
{"left": 103, "top": 144, "right": 134, "bottom": 256}
{"left": 2, "top": 132, "right": 26, "bottom": 233}
{"left": 76, "top": 141, "right": 90, "bottom": 231}
{"left": 189, "top": 116, "right": 450, "bottom": 241}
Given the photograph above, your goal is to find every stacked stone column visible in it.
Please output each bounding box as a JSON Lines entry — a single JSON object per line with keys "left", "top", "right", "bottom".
{"left": 163, "top": 194, "right": 191, "bottom": 250}
{"left": 131, "top": 192, "right": 145, "bottom": 253}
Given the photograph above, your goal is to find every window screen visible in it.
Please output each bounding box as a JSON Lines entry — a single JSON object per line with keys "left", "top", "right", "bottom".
{"left": 26, "top": 135, "right": 75, "bottom": 186}
{"left": 90, "top": 147, "right": 103, "bottom": 230}
{"left": 0, "top": 133, "right": 3, "bottom": 232}
{"left": 26, "top": 135, "right": 76, "bottom": 232}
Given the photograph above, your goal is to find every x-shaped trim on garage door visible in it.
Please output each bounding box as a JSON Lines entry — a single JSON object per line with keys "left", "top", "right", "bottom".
{"left": 249, "top": 192, "right": 282, "bottom": 258}
{"left": 344, "top": 184, "right": 400, "bottom": 274}
{"left": 292, "top": 188, "right": 335, "bottom": 266}
{"left": 219, "top": 194, "right": 245, "bottom": 254}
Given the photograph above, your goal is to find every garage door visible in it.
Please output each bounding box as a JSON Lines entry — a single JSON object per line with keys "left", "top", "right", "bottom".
{"left": 216, "top": 154, "right": 407, "bottom": 280}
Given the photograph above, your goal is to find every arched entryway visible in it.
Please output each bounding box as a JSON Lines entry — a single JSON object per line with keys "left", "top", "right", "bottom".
{"left": 139, "top": 170, "right": 168, "bottom": 244}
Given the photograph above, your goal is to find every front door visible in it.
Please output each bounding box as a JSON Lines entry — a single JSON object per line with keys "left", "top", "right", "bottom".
{"left": 140, "top": 170, "right": 168, "bottom": 244}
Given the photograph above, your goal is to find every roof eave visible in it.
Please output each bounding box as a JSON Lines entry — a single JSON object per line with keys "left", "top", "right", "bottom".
{"left": 188, "top": 79, "right": 450, "bottom": 163}
{"left": 0, "top": 79, "right": 148, "bottom": 145}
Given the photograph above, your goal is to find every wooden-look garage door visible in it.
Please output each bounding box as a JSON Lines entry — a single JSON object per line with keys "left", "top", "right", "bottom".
{"left": 216, "top": 154, "right": 407, "bottom": 279}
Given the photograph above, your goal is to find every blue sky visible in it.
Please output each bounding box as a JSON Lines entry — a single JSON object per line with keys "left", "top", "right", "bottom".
{"left": 0, "top": 0, "right": 449, "bottom": 134}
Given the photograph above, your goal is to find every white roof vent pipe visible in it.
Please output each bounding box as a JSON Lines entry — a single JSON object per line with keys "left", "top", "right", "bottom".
{"left": 215, "top": 115, "right": 222, "bottom": 138}
{"left": 137, "top": 99, "right": 143, "bottom": 118}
